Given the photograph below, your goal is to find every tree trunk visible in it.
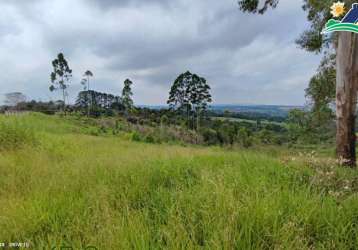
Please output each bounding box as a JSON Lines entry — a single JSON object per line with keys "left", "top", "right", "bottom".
{"left": 336, "top": 32, "right": 358, "bottom": 167}
{"left": 87, "top": 76, "right": 91, "bottom": 117}
{"left": 196, "top": 108, "right": 200, "bottom": 131}
{"left": 62, "top": 88, "right": 66, "bottom": 115}
{"left": 186, "top": 105, "right": 190, "bottom": 130}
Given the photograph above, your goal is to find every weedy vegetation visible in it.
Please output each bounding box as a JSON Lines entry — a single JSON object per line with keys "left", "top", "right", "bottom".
{"left": 0, "top": 113, "right": 357, "bottom": 249}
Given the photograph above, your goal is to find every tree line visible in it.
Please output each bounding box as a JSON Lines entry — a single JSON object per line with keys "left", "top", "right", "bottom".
{"left": 47, "top": 53, "right": 213, "bottom": 129}
{"left": 48, "top": 53, "right": 135, "bottom": 116}
{"left": 1, "top": 50, "right": 335, "bottom": 149}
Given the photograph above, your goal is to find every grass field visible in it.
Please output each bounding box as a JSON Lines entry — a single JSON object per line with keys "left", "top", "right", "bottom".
{"left": 0, "top": 113, "right": 358, "bottom": 249}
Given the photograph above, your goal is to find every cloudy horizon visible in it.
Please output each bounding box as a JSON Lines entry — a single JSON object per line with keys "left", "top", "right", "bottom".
{"left": 1, "top": 0, "right": 321, "bottom": 106}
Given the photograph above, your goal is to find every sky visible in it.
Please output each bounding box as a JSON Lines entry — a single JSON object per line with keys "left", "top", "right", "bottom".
{"left": 0, "top": 0, "right": 321, "bottom": 106}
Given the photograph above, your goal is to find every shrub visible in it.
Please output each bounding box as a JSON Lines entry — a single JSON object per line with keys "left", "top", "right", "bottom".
{"left": 237, "top": 128, "right": 253, "bottom": 148}
{"left": 88, "top": 127, "right": 100, "bottom": 136}
{"left": 144, "top": 134, "right": 156, "bottom": 144}
{"left": 0, "top": 120, "right": 38, "bottom": 150}
{"left": 131, "top": 131, "right": 142, "bottom": 142}
{"left": 201, "top": 128, "right": 219, "bottom": 145}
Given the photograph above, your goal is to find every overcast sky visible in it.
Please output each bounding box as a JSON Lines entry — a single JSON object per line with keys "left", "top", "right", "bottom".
{"left": 0, "top": 0, "right": 321, "bottom": 106}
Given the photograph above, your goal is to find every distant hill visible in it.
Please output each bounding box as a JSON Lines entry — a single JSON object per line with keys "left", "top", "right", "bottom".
{"left": 209, "top": 104, "right": 303, "bottom": 117}
{"left": 138, "top": 104, "right": 303, "bottom": 118}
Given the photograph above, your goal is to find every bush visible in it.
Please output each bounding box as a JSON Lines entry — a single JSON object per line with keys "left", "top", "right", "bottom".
{"left": 257, "top": 129, "right": 275, "bottom": 144}
{"left": 88, "top": 127, "right": 100, "bottom": 136}
{"left": 237, "top": 128, "right": 253, "bottom": 148}
{"left": 144, "top": 134, "right": 156, "bottom": 144}
{"left": 0, "top": 120, "right": 38, "bottom": 150}
{"left": 131, "top": 131, "right": 142, "bottom": 142}
{"left": 201, "top": 128, "right": 219, "bottom": 145}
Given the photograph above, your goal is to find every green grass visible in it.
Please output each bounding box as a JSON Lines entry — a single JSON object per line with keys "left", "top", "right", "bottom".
{"left": 0, "top": 113, "right": 358, "bottom": 249}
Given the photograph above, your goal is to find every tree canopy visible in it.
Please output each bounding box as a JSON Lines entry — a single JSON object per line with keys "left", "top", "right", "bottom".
{"left": 122, "top": 79, "right": 134, "bottom": 112}
{"left": 167, "top": 71, "right": 212, "bottom": 112}
{"left": 167, "top": 71, "right": 212, "bottom": 129}
{"left": 50, "top": 53, "right": 72, "bottom": 109}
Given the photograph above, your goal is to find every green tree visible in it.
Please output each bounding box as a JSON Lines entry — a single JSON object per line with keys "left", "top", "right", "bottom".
{"left": 122, "top": 79, "right": 134, "bottom": 114}
{"left": 303, "top": 52, "right": 336, "bottom": 135}
{"left": 306, "top": 53, "right": 336, "bottom": 113}
{"left": 168, "top": 71, "right": 191, "bottom": 123}
{"left": 238, "top": 0, "right": 358, "bottom": 166}
{"left": 160, "top": 115, "right": 169, "bottom": 127}
{"left": 84, "top": 70, "right": 94, "bottom": 90}
{"left": 305, "top": 54, "right": 335, "bottom": 130}
{"left": 237, "top": 127, "right": 252, "bottom": 148}
{"left": 81, "top": 70, "right": 94, "bottom": 117}
{"left": 201, "top": 128, "right": 219, "bottom": 145}
{"left": 50, "top": 53, "right": 72, "bottom": 113}
{"left": 167, "top": 71, "right": 212, "bottom": 130}
{"left": 286, "top": 109, "right": 311, "bottom": 143}
{"left": 75, "top": 90, "right": 123, "bottom": 116}
{"left": 258, "top": 129, "right": 275, "bottom": 144}
{"left": 238, "top": 0, "right": 279, "bottom": 14}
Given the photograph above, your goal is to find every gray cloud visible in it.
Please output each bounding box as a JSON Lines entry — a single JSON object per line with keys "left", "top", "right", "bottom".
{"left": 0, "top": 0, "right": 320, "bottom": 105}
{"left": 88, "top": 0, "right": 172, "bottom": 9}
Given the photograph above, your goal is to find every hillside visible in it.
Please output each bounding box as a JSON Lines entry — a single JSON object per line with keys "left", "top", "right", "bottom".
{"left": 0, "top": 113, "right": 357, "bottom": 249}
{"left": 139, "top": 104, "right": 301, "bottom": 118}
{"left": 210, "top": 104, "right": 302, "bottom": 117}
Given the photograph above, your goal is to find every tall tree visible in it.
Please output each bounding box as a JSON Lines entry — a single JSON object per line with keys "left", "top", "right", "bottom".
{"left": 188, "top": 74, "right": 212, "bottom": 130}
{"left": 167, "top": 71, "right": 212, "bottom": 130}
{"left": 168, "top": 71, "right": 192, "bottom": 124}
{"left": 305, "top": 52, "right": 336, "bottom": 130}
{"left": 238, "top": 0, "right": 358, "bottom": 166}
{"left": 84, "top": 70, "right": 94, "bottom": 91}
{"left": 50, "top": 53, "right": 72, "bottom": 113}
{"left": 81, "top": 70, "right": 94, "bottom": 117}
{"left": 122, "top": 79, "right": 134, "bottom": 113}
{"left": 336, "top": 31, "right": 358, "bottom": 166}
{"left": 305, "top": 53, "right": 336, "bottom": 112}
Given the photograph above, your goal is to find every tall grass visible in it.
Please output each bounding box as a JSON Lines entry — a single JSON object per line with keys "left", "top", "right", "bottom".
{"left": 0, "top": 116, "right": 38, "bottom": 150}
{"left": 0, "top": 113, "right": 357, "bottom": 249}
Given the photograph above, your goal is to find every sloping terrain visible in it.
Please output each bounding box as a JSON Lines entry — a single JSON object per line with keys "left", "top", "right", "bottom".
{"left": 0, "top": 113, "right": 357, "bottom": 249}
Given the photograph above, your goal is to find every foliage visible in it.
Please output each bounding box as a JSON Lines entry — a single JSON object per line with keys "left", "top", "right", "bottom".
{"left": 238, "top": 0, "right": 352, "bottom": 52}
{"left": 6, "top": 100, "right": 63, "bottom": 115}
{"left": 50, "top": 53, "right": 72, "bottom": 109}
{"left": 130, "top": 107, "right": 291, "bottom": 147}
{"left": 75, "top": 90, "right": 124, "bottom": 117}
{"left": 286, "top": 108, "right": 334, "bottom": 144}
{"left": 237, "top": 127, "right": 253, "bottom": 148}
{"left": 81, "top": 70, "right": 94, "bottom": 91}
{"left": 122, "top": 79, "right": 134, "bottom": 112}
{"left": 168, "top": 71, "right": 212, "bottom": 130}
{"left": 306, "top": 52, "right": 336, "bottom": 114}
{"left": 238, "top": 0, "right": 339, "bottom": 143}
{"left": 131, "top": 131, "right": 142, "bottom": 142}
{"left": 238, "top": 0, "right": 279, "bottom": 14}
{"left": 168, "top": 71, "right": 212, "bottom": 112}
{"left": 287, "top": 109, "right": 311, "bottom": 142}
{"left": 81, "top": 70, "right": 94, "bottom": 117}
{"left": 201, "top": 128, "right": 219, "bottom": 145}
